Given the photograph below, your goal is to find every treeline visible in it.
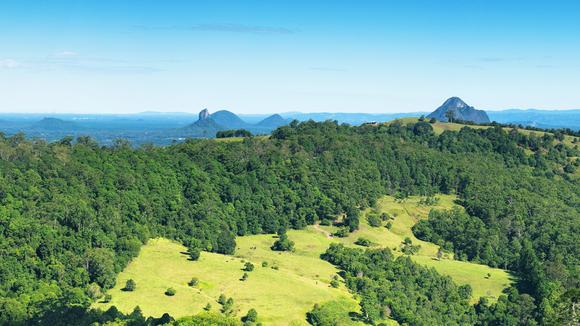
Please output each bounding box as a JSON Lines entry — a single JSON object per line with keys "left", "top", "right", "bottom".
{"left": 215, "top": 129, "right": 253, "bottom": 138}
{"left": 0, "top": 120, "right": 578, "bottom": 324}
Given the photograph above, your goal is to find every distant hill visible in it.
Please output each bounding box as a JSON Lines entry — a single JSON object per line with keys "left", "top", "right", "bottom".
{"left": 427, "top": 97, "right": 490, "bottom": 123}
{"left": 32, "top": 117, "right": 80, "bottom": 130}
{"left": 257, "top": 114, "right": 288, "bottom": 128}
{"left": 184, "top": 109, "right": 289, "bottom": 137}
{"left": 209, "top": 110, "right": 250, "bottom": 129}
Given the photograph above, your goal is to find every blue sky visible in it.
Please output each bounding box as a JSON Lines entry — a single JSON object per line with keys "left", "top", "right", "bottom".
{"left": 0, "top": 0, "right": 579, "bottom": 114}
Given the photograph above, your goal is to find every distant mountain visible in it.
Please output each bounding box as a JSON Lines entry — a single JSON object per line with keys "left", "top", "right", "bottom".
{"left": 184, "top": 109, "right": 288, "bottom": 136}
{"left": 427, "top": 97, "right": 490, "bottom": 123}
{"left": 32, "top": 117, "right": 80, "bottom": 130}
{"left": 257, "top": 114, "right": 288, "bottom": 128}
{"left": 209, "top": 110, "right": 250, "bottom": 129}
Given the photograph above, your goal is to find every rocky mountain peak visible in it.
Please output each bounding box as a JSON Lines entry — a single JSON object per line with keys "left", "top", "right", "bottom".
{"left": 427, "top": 97, "right": 490, "bottom": 123}
{"left": 198, "top": 108, "right": 210, "bottom": 121}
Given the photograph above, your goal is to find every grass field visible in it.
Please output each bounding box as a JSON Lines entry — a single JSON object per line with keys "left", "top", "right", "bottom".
{"left": 387, "top": 117, "right": 576, "bottom": 146}
{"left": 95, "top": 194, "right": 512, "bottom": 324}
{"left": 317, "top": 195, "right": 513, "bottom": 303}
{"left": 94, "top": 237, "right": 365, "bottom": 325}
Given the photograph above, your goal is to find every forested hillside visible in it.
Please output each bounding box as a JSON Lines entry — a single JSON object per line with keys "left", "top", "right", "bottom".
{"left": 0, "top": 120, "right": 578, "bottom": 325}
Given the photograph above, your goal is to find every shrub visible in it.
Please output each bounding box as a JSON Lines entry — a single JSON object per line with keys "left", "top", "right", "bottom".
{"left": 124, "top": 279, "right": 136, "bottom": 292}
{"left": 333, "top": 227, "right": 349, "bottom": 238}
{"left": 243, "top": 262, "right": 254, "bottom": 272}
{"left": 354, "top": 237, "right": 372, "bottom": 247}
{"left": 188, "top": 277, "right": 199, "bottom": 287}
{"left": 218, "top": 294, "right": 227, "bottom": 305}
{"left": 165, "top": 288, "right": 176, "bottom": 296}
{"left": 367, "top": 213, "right": 382, "bottom": 227}
{"left": 330, "top": 279, "right": 340, "bottom": 288}
{"left": 243, "top": 308, "right": 258, "bottom": 323}
{"left": 103, "top": 294, "right": 112, "bottom": 303}
{"left": 271, "top": 231, "right": 294, "bottom": 252}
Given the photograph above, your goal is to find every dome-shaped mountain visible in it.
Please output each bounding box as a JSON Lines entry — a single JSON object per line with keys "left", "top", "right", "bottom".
{"left": 427, "top": 97, "right": 490, "bottom": 123}
{"left": 256, "top": 114, "right": 288, "bottom": 128}
{"left": 209, "top": 110, "right": 249, "bottom": 129}
{"left": 32, "top": 117, "right": 79, "bottom": 130}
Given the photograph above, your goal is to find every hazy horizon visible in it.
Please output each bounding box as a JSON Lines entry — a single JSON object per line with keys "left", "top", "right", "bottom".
{"left": 1, "top": 1, "right": 579, "bottom": 114}
{"left": 1, "top": 105, "right": 580, "bottom": 116}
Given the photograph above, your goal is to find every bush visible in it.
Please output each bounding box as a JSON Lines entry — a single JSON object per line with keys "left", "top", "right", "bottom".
{"left": 165, "top": 288, "right": 176, "bottom": 296}
{"left": 124, "top": 279, "right": 136, "bottom": 292}
{"left": 187, "top": 239, "right": 202, "bottom": 261}
{"left": 188, "top": 277, "right": 199, "bottom": 287}
{"left": 103, "top": 294, "right": 112, "bottom": 303}
{"left": 241, "top": 273, "right": 249, "bottom": 281}
{"left": 367, "top": 213, "right": 382, "bottom": 227}
{"left": 271, "top": 231, "right": 294, "bottom": 252}
{"left": 333, "top": 227, "right": 349, "bottom": 238}
{"left": 243, "top": 308, "right": 258, "bottom": 323}
{"left": 243, "top": 262, "right": 254, "bottom": 272}
{"left": 330, "top": 279, "right": 339, "bottom": 288}
{"left": 354, "top": 237, "right": 372, "bottom": 247}
{"left": 261, "top": 261, "right": 268, "bottom": 267}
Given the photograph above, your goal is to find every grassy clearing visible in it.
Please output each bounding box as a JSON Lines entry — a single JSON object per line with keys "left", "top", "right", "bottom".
{"left": 96, "top": 194, "right": 511, "bottom": 324}
{"left": 94, "top": 238, "right": 362, "bottom": 326}
{"left": 317, "top": 195, "right": 513, "bottom": 303}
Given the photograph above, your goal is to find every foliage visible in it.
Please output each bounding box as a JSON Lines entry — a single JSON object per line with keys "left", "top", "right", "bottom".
{"left": 354, "top": 237, "right": 373, "bottom": 247}
{"left": 123, "top": 279, "right": 136, "bottom": 292}
{"left": 243, "top": 262, "right": 254, "bottom": 272}
{"left": 0, "top": 120, "right": 577, "bottom": 324}
{"left": 216, "top": 129, "right": 253, "bottom": 138}
{"left": 271, "top": 229, "right": 295, "bottom": 252}
{"left": 242, "top": 308, "right": 258, "bottom": 323}
{"left": 322, "top": 244, "right": 476, "bottom": 325}
{"left": 165, "top": 288, "right": 176, "bottom": 296}
{"left": 174, "top": 312, "right": 241, "bottom": 326}
{"left": 188, "top": 278, "right": 199, "bottom": 287}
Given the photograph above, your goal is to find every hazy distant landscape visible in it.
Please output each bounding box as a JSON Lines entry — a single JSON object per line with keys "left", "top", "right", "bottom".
{"left": 1, "top": 104, "right": 578, "bottom": 145}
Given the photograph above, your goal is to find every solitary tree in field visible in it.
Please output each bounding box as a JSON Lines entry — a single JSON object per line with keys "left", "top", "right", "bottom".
{"left": 165, "top": 288, "right": 176, "bottom": 296}
{"left": 124, "top": 279, "right": 136, "bottom": 292}
{"left": 243, "top": 308, "right": 258, "bottom": 323}
{"left": 188, "top": 239, "right": 202, "bottom": 261}
{"left": 188, "top": 277, "right": 199, "bottom": 287}
{"left": 243, "top": 262, "right": 254, "bottom": 272}
{"left": 271, "top": 228, "right": 294, "bottom": 251}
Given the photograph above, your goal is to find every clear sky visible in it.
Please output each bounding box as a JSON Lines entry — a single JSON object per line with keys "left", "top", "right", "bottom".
{"left": 1, "top": 0, "right": 579, "bottom": 114}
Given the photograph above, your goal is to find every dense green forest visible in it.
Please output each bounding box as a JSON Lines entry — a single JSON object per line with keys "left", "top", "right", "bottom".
{"left": 0, "top": 120, "right": 578, "bottom": 325}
